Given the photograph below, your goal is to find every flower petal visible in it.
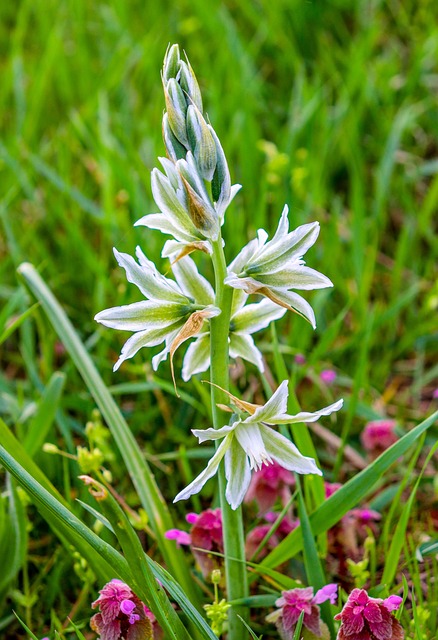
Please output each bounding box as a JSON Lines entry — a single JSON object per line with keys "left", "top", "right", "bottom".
{"left": 229, "top": 333, "right": 264, "bottom": 372}
{"left": 95, "top": 300, "right": 187, "bottom": 332}
{"left": 114, "top": 249, "right": 187, "bottom": 303}
{"left": 173, "top": 435, "right": 232, "bottom": 502}
{"left": 135, "top": 213, "right": 199, "bottom": 244}
{"left": 172, "top": 256, "right": 214, "bottom": 304}
{"left": 260, "top": 425, "right": 322, "bottom": 475}
{"left": 181, "top": 334, "right": 211, "bottom": 381}
{"left": 245, "top": 380, "right": 289, "bottom": 424}
{"left": 257, "top": 265, "right": 333, "bottom": 290}
{"left": 192, "top": 424, "right": 236, "bottom": 443}
{"left": 274, "top": 399, "right": 343, "bottom": 424}
{"left": 234, "top": 423, "right": 273, "bottom": 470}
{"left": 224, "top": 438, "right": 252, "bottom": 509}
{"left": 227, "top": 237, "right": 259, "bottom": 274}
{"left": 113, "top": 324, "right": 181, "bottom": 371}
{"left": 231, "top": 298, "right": 287, "bottom": 334}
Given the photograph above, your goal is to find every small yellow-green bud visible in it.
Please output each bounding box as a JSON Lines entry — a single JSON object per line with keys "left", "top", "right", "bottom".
{"left": 43, "top": 443, "right": 59, "bottom": 454}
{"left": 77, "top": 446, "right": 104, "bottom": 473}
{"left": 211, "top": 570, "right": 222, "bottom": 585}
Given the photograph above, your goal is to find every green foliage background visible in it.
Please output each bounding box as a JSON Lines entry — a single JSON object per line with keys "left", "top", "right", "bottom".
{"left": 0, "top": 0, "right": 437, "bottom": 637}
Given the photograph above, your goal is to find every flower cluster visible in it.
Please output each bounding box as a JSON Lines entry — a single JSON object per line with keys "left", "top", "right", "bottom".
{"left": 266, "top": 584, "right": 338, "bottom": 639}
{"left": 360, "top": 420, "right": 398, "bottom": 459}
{"left": 90, "top": 579, "right": 155, "bottom": 640}
{"left": 335, "top": 589, "right": 404, "bottom": 640}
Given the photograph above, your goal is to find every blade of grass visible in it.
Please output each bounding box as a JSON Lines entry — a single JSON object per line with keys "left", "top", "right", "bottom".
{"left": 17, "top": 261, "right": 199, "bottom": 604}
{"left": 0, "top": 443, "right": 218, "bottom": 640}
{"left": 261, "top": 409, "right": 438, "bottom": 568}
{"left": 24, "top": 371, "right": 66, "bottom": 457}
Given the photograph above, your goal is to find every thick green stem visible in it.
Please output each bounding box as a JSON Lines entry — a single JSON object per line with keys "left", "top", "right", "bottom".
{"left": 210, "top": 237, "right": 249, "bottom": 639}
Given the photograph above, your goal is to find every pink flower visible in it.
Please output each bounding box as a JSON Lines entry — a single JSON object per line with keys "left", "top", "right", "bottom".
{"left": 164, "top": 529, "right": 192, "bottom": 545}
{"left": 295, "top": 354, "right": 306, "bottom": 365}
{"left": 325, "top": 481, "right": 342, "bottom": 498}
{"left": 267, "top": 584, "right": 337, "bottom": 639}
{"left": 361, "top": 420, "right": 398, "bottom": 457}
{"left": 334, "top": 589, "right": 404, "bottom": 640}
{"left": 244, "top": 462, "right": 295, "bottom": 514}
{"left": 90, "top": 579, "right": 154, "bottom": 640}
{"left": 321, "top": 369, "right": 337, "bottom": 385}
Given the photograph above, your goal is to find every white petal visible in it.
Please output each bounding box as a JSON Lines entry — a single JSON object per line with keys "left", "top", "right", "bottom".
{"left": 231, "top": 298, "right": 286, "bottom": 334}
{"left": 229, "top": 333, "right": 264, "bottom": 372}
{"left": 227, "top": 237, "right": 259, "bottom": 274}
{"left": 270, "top": 205, "right": 289, "bottom": 244}
{"left": 258, "top": 266, "right": 333, "bottom": 290}
{"left": 234, "top": 423, "right": 272, "bottom": 470}
{"left": 95, "top": 300, "right": 186, "bottom": 332}
{"left": 192, "top": 424, "right": 236, "bottom": 443}
{"left": 151, "top": 168, "right": 196, "bottom": 232}
{"left": 181, "top": 334, "right": 211, "bottom": 381}
{"left": 249, "top": 222, "right": 320, "bottom": 274}
{"left": 224, "top": 439, "right": 252, "bottom": 510}
{"left": 260, "top": 425, "right": 322, "bottom": 475}
{"left": 172, "top": 256, "right": 215, "bottom": 304}
{"left": 113, "top": 325, "right": 179, "bottom": 371}
{"left": 173, "top": 435, "right": 232, "bottom": 503}
{"left": 135, "top": 214, "right": 199, "bottom": 244}
{"left": 245, "top": 380, "right": 289, "bottom": 424}
{"left": 113, "top": 249, "right": 186, "bottom": 304}
{"left": 269, "top": 289, "right": 316, "bottom": 329}
{"left": 230, "top": 288, "right": 248, "bottom": 315}
{"left": 151, "top": 328, "right": 180, "bottom": 370}
{"left": 274, "top": 399, "right": 343, "bottom": 424}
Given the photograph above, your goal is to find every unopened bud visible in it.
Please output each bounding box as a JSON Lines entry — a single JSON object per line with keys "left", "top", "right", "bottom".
{"left": 178, "top": 59, "right": 203, "bottom": 112}
{"left": 77, "top": 446, "right": 104, "bottom": 473}
{"left": 163, "top": 44, "right": 180, "bottom": 82}
{"left": 186, "top": 105, "right": 217, "bottom": 181}
{"left": 164, "top": 78, "right": 189, "bottom": 147}
{"left": 211, "top": 570, "right": 222, "bottom": 585}
{"left": 162, "top": 113, "right": 186, "bottom": 161}
{"left": 43, "top": 443, "right": 59, "bottom": 454}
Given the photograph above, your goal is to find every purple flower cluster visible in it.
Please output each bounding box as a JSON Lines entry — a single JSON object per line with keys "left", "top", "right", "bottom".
{"left": 90, "top": 579, "right": 156, "bottom": 640}
{"left": 335, "top": 589, "right": 404, "bottom": 640}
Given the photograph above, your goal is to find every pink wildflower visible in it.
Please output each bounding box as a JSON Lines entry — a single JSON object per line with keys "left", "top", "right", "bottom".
{"left": 361, "top": 420, "right": 398, "bottom": 458}
{"left": 325, "top": 481, "right": 342, "bottom": 498}
{"left": 267, "top": 584, "right": 337, "bottom": 639}
{"left": 164, "top": 529, "right": 192, "bottom": 545}
{"left": 244, "top": 462, "right": 295, "bottom": 514}
{"left": 90, "top": 579, "right": 153, "bottom": 640}
{"left": 432, "top": 388, "right": 438, "bottom": 399}
{"left": 335, "top": 588, "right": 404, "bottom": 640}
{"left": 321, "top": 369, "right": 337, "bottom": 385}
{"left": 295, "top": 354, "right": 306, "bottom": 365}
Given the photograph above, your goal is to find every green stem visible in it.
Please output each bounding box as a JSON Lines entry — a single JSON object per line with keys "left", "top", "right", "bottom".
{"left": 210, "top": 237, "right": 249, "bottom": 639}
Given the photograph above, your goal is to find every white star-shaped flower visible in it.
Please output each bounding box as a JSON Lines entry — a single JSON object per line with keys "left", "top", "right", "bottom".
{"left": 95, "top": 248, "right": 219, "bottom": 375}
{"left": 174, "top": 381, "right": 343, "bottom": 510}
{"left": 224, "top": 206, "right": 333, "bottom": 328}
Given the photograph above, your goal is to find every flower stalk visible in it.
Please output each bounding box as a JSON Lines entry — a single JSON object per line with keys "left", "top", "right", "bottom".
{"left": 210, "top": 236, "right": 249, "bottom": 637}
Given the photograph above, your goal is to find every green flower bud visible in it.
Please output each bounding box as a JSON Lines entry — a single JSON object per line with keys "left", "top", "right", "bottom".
{"left": 186, "top": 105, "right": 217, "bottom": 180}
{"left": 163, "top": 43, "right": 180, "bottom": 82}
{"left": 178, "top": 59, "right": 203, "bottom": 112}
{"left": 162, "top": 113, "right": 186, "bottom": 161}
{"left": 164, "top": 78, "right": 189, "bottom": 147}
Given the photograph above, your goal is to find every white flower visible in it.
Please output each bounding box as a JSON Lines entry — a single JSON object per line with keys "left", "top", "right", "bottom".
{"left": 174, "top": 381, "right": 343, "bottom": 510}
{"left": 181, "top": 291, "right": 286, "bottom": 381}
{"left": 224, "top": 206, "right": 333, "bottom": 328}
{"left": 94, "top": 248, "right": 219, "bottom": 374}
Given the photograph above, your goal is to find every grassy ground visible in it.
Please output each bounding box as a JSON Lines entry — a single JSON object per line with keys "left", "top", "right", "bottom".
{"left": 1, "top": 0, "right": 437, "bottom": 638}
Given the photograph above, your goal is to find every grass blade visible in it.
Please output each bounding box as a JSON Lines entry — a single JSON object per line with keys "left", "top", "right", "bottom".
{"left": 17, "top": 261, "right": 199, "bottom": 603}
{"left": 262, "top": 410, "right": 438, "bottom": 568}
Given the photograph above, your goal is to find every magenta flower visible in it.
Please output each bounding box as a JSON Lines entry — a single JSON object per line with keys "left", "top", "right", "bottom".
{"left": 320, "top": 369, "right": 337, "bottom": 385}
{"left": 244, "top": 461, "right": 295, "bottom": 514}
{"left": 266, "top": 584, "right": 337, "bottom": 639}
{"left": 165, "top": 509, "right": 224, "bottom": 579}
{"left": 90, "top": 579, "right": 153, "bottom": 640}
{"left": 360, "top": 420, "right": 398, "bottom": 457}
{"left": 335, "top": 589, "right": 404, "bottom": 640}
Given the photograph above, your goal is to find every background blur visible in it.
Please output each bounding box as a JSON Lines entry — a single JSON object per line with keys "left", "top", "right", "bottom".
{"left": 1, "top": 0, "right": 438, "bottom": 634}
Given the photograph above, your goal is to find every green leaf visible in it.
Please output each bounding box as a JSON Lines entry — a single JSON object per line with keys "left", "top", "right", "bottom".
{"left": 17, "top": 262, "right": 199, "bottom": 604}
{"left": 0, "top": 443, "right": 218, "bottom": 640}
{"left": 0, "top": 477, "right": 27, "bottom": 598}
{"left": 262, "top": 410, "right": 438, "bottom": 568}
{"left": 380, "top": 440, "right": 438, "bottom": 586}
{"left": 13, "top": 612, "right": 39, "bottom": 640}
{"left": 24, "top": 371, "right": 66, "bottom": 457}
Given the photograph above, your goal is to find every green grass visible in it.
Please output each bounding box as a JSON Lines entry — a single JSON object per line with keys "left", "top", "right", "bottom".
{"left": 1, "top": 0, "right": 437, "bottom": 638}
